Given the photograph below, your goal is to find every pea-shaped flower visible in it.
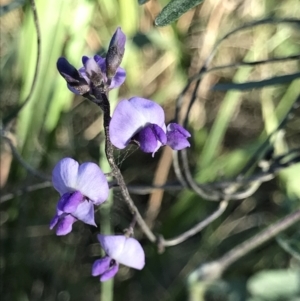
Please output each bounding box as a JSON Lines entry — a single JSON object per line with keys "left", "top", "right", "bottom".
{"left": 92, "top": 235, "right": 145, "bottom": 282}
{"left": 50, "top": 158, "right": 109, "bottom": 236}
{"left": 109, "top": 97, "right": 191, "bottom": 156}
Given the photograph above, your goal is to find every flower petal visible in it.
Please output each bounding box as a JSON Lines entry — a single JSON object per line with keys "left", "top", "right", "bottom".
{"left": 116, "top": 237, "right": 145, "bottom": 270}
{"left": 72, "top": 200, "right": 96, "bottom": 226}
{"left": 109, "top": 67, "right": 126, "bottom": 89}
{"left": 76, "top": 162, "right": 109, "bottom": 204}
{"left": 167, "top": 132, "right": 190, "bottom": 150}
{"left": 108, "top": 27, "right": 126, "bottom": 56}
{"left": 94, "top": 54, "right": 106, "bottom": 67}
{"left": 167, "top": 123, "right": 191, "bottom": 138}
{"left": 152, "top": 124, "right": 167, "bottom": 144}
{"left": 106, "top": 27, "right": 126, "bottom": 79}
{"left": 92, "top": 256, "right": 111, "bottom": 276}
{"left": 109, "top": 99, "right": 146, "bottom": 149}
{"left": 94, "top": 55, "right": 108, "bottom": 81}
{"left": 57, "top": 192, "right": 72, "bottom": 211}
{"left": 56, "top": 215, "right": 77, "bottom": 236}
{"left": 78, "top": 66, "right": 90, "bottom": 84}
{"left": 92, "top": 256, "right": 119, "bottom": 282}
{"left": 129, "top": 97, "right": 165, "bottom": 128}
{"left": 137, "top": 126, "right": 158, "bottom": 153}
{"left": 166, "top": 123, "right": 191, "bottom": 150}
{"left": 83, "top": 57, "right": 104, "bottom": 87}
{"left": 137, "top": 124, "right": 166, "bottom": 154}
{"left": 57, "top": 57, "right": 90, "bottom": 95}
{"left": 52, "top": 158, "right": 79, "bottom": 195}
{"left": 98, "top": 235, "right": 145, "bottom": 270}
{"left": 98, "top": 234, "right": 126, "bottom": 258}
{"left": 109, "top": 97, "right": 165, "bottom": 149}
{"left": 56, "top": 57, "right": 78, "bottom": 80}
{"left": 61, "top": 191, "right": 83, "bottom": 213}
{"left": 94, "top": 54, "right": 125, "bottom": 89}
{"left": 57, "top": 57, "right": 80, "bottom": 82}
{"left": 100, "top": 263, "right": 119, "bottom": 282}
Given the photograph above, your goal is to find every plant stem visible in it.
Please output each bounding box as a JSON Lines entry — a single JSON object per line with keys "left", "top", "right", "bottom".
{"left": 101, "top": 93, "right": 157, "bottom": 243}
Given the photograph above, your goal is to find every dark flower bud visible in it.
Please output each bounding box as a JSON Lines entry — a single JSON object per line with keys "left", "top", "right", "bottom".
{"left": 106, "top": 27, "right": 126, "bottom": 81}
{"left": 57, "top": 57, "right": 90, "bottom": 95}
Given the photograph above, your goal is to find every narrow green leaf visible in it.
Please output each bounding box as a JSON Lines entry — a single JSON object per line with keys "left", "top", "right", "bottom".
{"left": 247, "top": 270, "right": 300, "bottom": 299}
{"left": 155, "top": 0, "right": 204, "bottom": 27}
{"left": 211, "top": 72, "right": 300, "bottom": 91}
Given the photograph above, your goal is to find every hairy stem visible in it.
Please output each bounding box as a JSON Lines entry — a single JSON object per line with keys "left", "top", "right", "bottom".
{"left": 101, "top": 93, "right": 157, "bottom": 243}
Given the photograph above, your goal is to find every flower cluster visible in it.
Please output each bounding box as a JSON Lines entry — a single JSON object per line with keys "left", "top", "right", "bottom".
{"left": 57, "top": 27, "right": 126, "bottom": 97}
{"left": 50, "top": 158, "right": 144, "bottom": 281}
{"left": 52, "top": 27, "right": 192, "bottom": 282}
{"left": 57, "top": 27, "right": 190, "bottom": 156}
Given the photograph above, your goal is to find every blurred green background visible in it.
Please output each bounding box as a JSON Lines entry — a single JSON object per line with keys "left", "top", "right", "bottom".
{"left": 1, "top": 0, "right": 300, "bottom": 300}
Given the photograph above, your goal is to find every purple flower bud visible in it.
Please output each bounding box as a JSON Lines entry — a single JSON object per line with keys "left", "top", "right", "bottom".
{"left": 57, "top": 54, "right": 126, "bottom": 97}
{"left": 166, "top": 123, "right": 191, "bottom": 150}
{"left": 57, "top": 57, "right": 90, "bottom": 95}
{"left": 50, "top": 158, "right": 109, "bottom": 236}
{"left": 92, "top": 235, "right": 145, "bottom": 282}
{"left": 109, "top": 97, "right": 191, "bottom": 156}
{"left": 106, "top": 27, "right": 126, "bottom": 81}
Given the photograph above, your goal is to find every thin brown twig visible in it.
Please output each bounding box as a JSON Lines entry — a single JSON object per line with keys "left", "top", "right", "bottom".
{"left": 2, "top": 136, "right": 50, "bottom": 181}
{"left": 0, "top": 181, "right": 52, "bottom": 203}
{"left": 178, "top": 103, "right": 300, "bottom": 201}
{"left": 160, "top": 200, "right": 228, "bottom": 248}
{"left": 2, "top": 148, "right": 298, "bottom": 203}
{"left": 173, "top": 19, "right": 300, "bottom": 202}
{"left": 189, "top": 208, "right": 300, "bottom": 282}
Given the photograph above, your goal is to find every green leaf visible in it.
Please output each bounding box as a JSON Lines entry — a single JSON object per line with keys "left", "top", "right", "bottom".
{"left": 211, "top": 72, "right": 300, "bottom": 91}
{"left": 155, "top": 0, "right": 204, "bottom": 27}
{"left": 247, "top": 270, "right": 300, "bottom": 300}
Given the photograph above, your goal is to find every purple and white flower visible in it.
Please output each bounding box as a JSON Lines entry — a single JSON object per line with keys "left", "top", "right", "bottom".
{"left": 50, "top": 158, "right": 109, "bottom": 236}
{"left": 57, "top": 27, "right": 126, "bottom": 96}
{"left": 92, "top": 234, "right": 145, "bottom": 282}
{"left": 109, "top": 97, "right": 191, "bottom": 156}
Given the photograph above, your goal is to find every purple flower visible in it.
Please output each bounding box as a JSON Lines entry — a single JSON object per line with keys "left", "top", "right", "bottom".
{"left": 166, "top": 123, "right": 191, "bottom": 150}
{"left": 50, "top": 158, "right": 109, "bottom": 236}
{"left": 109, "top": 97, "right": 191, "bottom": 156}
{"left": 92, "top": 235, "right": 145, "bottom": 282}
{"left": 57, "top": 28, "right": 126, "bottom": 96}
